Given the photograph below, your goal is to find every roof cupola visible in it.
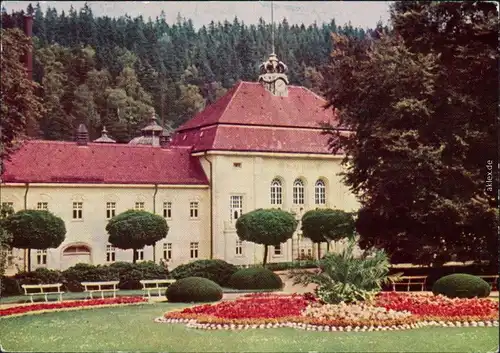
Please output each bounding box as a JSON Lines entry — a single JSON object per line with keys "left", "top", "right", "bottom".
{"left": 93, "top": 126, "right": 116, "bottom": 144}
{"left": 258, "top": 53, "right": 289, "bottom": 97}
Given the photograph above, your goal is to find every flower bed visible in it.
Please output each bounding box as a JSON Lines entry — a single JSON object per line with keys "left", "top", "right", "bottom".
{"left": 1, "top": 296, "right": 147, "bottom": 318}
{"left": 156, "top": 293, "right": 499, "bottom": 331}
{"left": 375, "top": 292, "right": 499, "bottom": 322}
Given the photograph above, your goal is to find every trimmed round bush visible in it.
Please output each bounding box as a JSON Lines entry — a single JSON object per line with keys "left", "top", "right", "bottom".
{"left": 227, "top": 267, "right": 283, "bottom": 290}
{"left": 432, "top": 273, "right": 491, "bottom": 298}
{"left": 166, "top": 277, "right": 223, "bottom": 303}
{"left": 170, "top": 259, "right": 237, "bottom": 286}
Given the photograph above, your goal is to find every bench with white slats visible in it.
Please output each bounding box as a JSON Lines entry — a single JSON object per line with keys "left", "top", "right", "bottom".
{"left": 22, "top": 283, "right": 64, "bottom": 302}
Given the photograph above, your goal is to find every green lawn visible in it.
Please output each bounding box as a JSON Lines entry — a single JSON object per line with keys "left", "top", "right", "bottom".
{"left": 0, "top": 302, "right": 498, "bottom": 352}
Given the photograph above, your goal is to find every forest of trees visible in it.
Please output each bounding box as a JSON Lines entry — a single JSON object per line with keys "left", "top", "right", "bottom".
{"left": 1, "top": 3, "right": 375, "bottom": 142}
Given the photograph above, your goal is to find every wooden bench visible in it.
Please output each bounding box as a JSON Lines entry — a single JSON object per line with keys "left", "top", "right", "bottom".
{"left": 391, "top": 276, "right": 427, "bottom": 291}
{"left": 140, "top": 279, "right": 175, "bottom": 299}
{"left": 479, "top": 275, "right": 499, "bottom": 291}
{"left": 22, "top": 283, "right": 64, "bottom": 303}
{"left": 81, "top": 281, "right": 119, "bottom": 299}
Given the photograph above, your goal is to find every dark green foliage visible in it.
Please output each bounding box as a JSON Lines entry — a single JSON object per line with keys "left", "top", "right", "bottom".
{"left": 170, "top": 259, "right": 238, "bottom": 286}
{"left": 4, "top": 210, "right": 66, "bottom": 249}
{"left": 236, "top": 209, "right": 298, "bottom": 266}
{"left": 3, "top": 210, "right": 66, "bottom": 271}
{"left": 106, "top": 210, "right": 168, "bottom": 263}
{"left": 322, "top": 2, "right": 498, "bottom": 265}
{"left": 1, "top": 268, "right": 64, "bottom": 296}
{"left": 165, "top": 276, "right": 223, "bottom": 303}
{"left": 61, "top": 261, "right": 170, "bottom": 291}
{"left": 301, "top": 209, "right": 355, "bottom": 258}
{"left": 227, "top": 267, "right": 283, "bottom": 290}
{"left": 0, "top": 276, "right": 21, "bottom": 296}
{"left": 432, "top": 273, "right": 491, "bottom": 299}
{"left": 3, "top": 7, "right": 369, "bottom": 138}
{"left": 62, "top": 263, "right": 120, "bottom": 291}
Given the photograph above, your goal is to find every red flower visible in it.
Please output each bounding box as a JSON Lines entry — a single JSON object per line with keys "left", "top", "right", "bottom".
{"left": 0, "top": 296, "right": 147, "bottom": 317}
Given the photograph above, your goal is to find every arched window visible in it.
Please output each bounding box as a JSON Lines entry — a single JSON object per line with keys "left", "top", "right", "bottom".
{"left": 293, "top": 179, "right": 305, "bottom": 205}
{"left": 270, "top": 179, "right": 282, "bottom": 205}
{"left": 63, "top": 245, "right": 91, "bottom": 255}
{"left": 315, "top": 180, "right": 326, "bottom": 205}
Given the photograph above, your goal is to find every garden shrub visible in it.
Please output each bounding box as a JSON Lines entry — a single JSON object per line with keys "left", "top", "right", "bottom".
{"left": 0, "top": 268, "right": 65, "bottom": 296}
{"left": 0, "top": 261, "right": 172, "bottom": 295}
{"left": 62, "top": 263, "right": 120, "bottom": 291}
{"left": 166, "top": 276, "right": 223, "bottom": 303}
{"left": 0, "top": 276, "right": 22, "bottom": 296}
{"left": 432, "top": 273, "right": 491, "bottom": 298}
{"left": 227, "top": 267, "right": 283, "bottom": 290}
{"left": 170, "top": 259, "right": 237, "bottom": 286}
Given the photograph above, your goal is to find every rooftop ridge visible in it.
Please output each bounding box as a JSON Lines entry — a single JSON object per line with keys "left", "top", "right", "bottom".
{"left": 17, "top": 140, "right": 195, "bottom": 151}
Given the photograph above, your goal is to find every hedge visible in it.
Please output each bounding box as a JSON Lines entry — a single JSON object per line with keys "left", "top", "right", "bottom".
{"left": 0, "top": 261, "right": 170, "bottom": 296}
{"left": 170, "top": 259, "right": 237, "bottom": 286}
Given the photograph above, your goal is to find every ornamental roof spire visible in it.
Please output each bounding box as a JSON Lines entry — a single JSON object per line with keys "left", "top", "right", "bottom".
{"left": 257, "top": 1, "right": 289, "bottom": 97}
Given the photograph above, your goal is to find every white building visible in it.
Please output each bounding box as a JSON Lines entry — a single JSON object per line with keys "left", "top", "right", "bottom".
{"left": 0, "top": 54, "right": 358, "bottom": 273}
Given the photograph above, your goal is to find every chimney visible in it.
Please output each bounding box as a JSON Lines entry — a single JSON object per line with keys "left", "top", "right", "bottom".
{"left": 76, "top": 124, "right": 89, "bottom": 146}
{"left": 23, "top": 15, "right": 33, "bottom": 81}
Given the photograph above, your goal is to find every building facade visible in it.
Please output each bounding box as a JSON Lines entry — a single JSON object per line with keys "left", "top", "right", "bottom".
{"left": 0, "top": 54, "right": 359, "bottom": 274}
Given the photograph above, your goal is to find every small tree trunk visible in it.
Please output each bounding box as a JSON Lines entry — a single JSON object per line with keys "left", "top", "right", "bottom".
{"left": 153, "top": 243, "right": 156, "bottom": 262}
{"left": 263, "top": 245, "right": 268, "bottom": 267}
{"left": 27, "top": 248, "right": 31, "bottom": 272}
{"left": 317, "top": 243, "right": 321, "bottom": 260}
{"left": 326, "top": 241, "right": 330, "bottom": 253}
{"left": 132, "top": 249, "right": 137, "bottom": 264}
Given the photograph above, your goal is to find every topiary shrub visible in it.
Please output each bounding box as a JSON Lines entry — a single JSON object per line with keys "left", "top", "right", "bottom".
{"left": 165, "top": 277, "right": 223, "bottom": 303}
{"left": 432, "top": 273, "right": 491, "bottom": 299}
{"left": 227, "top": 267, "right": 283, "bottom": 290}
{"left": 170, "top": 259, "right": 237, "bottom": 286}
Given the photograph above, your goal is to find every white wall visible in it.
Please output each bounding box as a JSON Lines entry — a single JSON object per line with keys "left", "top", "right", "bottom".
{"left": 206, "top": 152, "right": 360, "bottom": 266}
{"left": 0, "top": 184, "right": 209, "bottom": 271}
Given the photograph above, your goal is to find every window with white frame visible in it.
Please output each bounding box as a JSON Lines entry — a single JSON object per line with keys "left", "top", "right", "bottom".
{"left": 163, "top": 243, "right": 172, "bottom": 260}
{"left": 163, "top": 202, "right": 172, "bottom": 219}
{"left": 274, "top": 244, "right": 282, "bottom": 256}
{"left": 106, "top": 202, "right": 116, "bottom": 219}
{"left": 135, "top": 202, "right": 145, "bottom": 210}
{"left": 72, "top": 202, "right": 83, "bottom": 219}
{"left": 230, "top": 195, "right": 243, "bottom": 221}
{"left": 36, "top": 249, "right": 47, "bottom": 265}
{"left": 307, "top": 248, "right": 313, "bottom": 257}
{"left": 235, "top": 239, "right": 243, "bottom": 256}
{"left": 136, "top": 249, "right": 144, "bottom": 261}
{"left": 315, "top": 180, "right": 326, "bottom": 205}
{"left": 270, "top": 179, "right": 283, "bottom": 206}
{"left": 190, "top": 202, "right": 199, "bottom": 219}
{"left": 190, "top": 242, "right": 199, "bottom": 259}
{"left": 106, "top": 244, "right": 116, "bottom": 262}
{"left": 37, "top": 202, "right": 48, "bottom": 210}
{"left": 293, "top": 179, "right": 305, "bottom": 205}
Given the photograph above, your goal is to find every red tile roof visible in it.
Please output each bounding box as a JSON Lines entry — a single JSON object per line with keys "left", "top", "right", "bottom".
{"left": 1, "top": 141, "right": 208, "bottom": 185}
{"left": 177, "top": 81, "right": 339, "bottom": 130}
{"left": 171, "top": 81, "right": 341, "bottom": 154}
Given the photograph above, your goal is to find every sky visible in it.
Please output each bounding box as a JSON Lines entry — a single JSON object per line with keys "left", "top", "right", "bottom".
{"left": 3, "top": 1, "right": 392, "bottom": 30}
